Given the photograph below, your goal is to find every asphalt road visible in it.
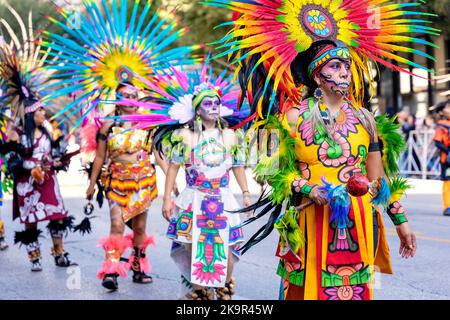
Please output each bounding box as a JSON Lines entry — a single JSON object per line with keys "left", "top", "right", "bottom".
{"left": 0, "top": 169, "right": 449, "bottom": 300}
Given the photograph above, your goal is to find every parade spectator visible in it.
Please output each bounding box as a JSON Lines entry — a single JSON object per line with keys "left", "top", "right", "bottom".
{"left": 430, "top": 100, "right": 450, "bottom": 216}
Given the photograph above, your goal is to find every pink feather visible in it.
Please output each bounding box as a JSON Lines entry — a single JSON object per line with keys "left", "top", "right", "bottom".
{"left": 80, "top": 123, "right": 100, "bottom": 155}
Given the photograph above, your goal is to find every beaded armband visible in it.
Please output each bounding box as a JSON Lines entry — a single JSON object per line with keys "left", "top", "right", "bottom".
{"left": 387, "top": 201, "right": 408, "bottom": 225}
{"left": 291, "top": 177, "right": 316, "bottom": 198}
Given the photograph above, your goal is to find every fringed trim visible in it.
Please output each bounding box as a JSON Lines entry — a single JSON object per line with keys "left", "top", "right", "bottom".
{"left": 47, "top": 216, "right": 75, "bottom": 239}
{"left": 97, "top": 235, "right": 132, "bottom": 279}
{"left": 14, "top": 229, "right": 42, "bottom": 246}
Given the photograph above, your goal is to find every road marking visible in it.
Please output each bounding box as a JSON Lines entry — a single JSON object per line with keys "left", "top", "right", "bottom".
{"left": 386, "top": 228, "right": 450, "bottom": 244}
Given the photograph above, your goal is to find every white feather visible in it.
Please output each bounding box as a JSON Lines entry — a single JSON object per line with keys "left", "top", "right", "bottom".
{"left": 168, "top": 94, "right": 194, "bottom": 124}
{"left": 219, "top": 105, "right": 234, "bottom": 117}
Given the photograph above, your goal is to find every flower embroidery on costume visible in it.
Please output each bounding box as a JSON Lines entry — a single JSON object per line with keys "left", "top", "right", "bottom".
{"left": 334, "top": 103, "right": 359, "bottom": 137}
{"left": 324, "top": 285, "right": 365, "bottom": 300}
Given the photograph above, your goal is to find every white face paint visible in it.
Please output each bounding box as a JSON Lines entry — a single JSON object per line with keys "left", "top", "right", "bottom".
{"left": 197, "top": 96, "right": 221, "bottom": 122}
{"left": 316, "top": 58, "right": 352, "bottom": 97}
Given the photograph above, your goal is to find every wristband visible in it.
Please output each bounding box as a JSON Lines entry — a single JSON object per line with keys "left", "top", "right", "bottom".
{"left": 291, "top": 177, "right": 316, "bottom": 198}
{"left": 387, "top": 201, "right": 408, "bottom": 225}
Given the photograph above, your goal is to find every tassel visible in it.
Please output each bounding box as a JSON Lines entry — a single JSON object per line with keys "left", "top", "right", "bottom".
{"left": 319, "top": 177, "right": 351, "bottom": 229}
{"left": 371, "top": 177, "right": 391, "bottom": 208}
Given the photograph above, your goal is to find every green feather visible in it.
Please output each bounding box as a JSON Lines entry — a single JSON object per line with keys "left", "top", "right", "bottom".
{"left": 375, "top": 115, "right": 406, "bottom": 176}
{"left": 274, "top": 207, "right": 305, "bottom": 254}
{"left": 253, "top": 115, "right": 301, "bottom": 204}
{"left": 388, "top": 176, "right": 412, "bottom": 202}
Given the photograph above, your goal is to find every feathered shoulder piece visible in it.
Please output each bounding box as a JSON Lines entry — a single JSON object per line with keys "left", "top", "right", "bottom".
{"left": 375, "top": 114, "right": 411, "bottom": 200}
{"left": 161, "top": 128, "right": 192, "bottom": 165}
{"left": 253, "top": 115, "right": 300, "bottom": 204}
{"left": 375, "top": 114, "right": 406, "bottom": 176}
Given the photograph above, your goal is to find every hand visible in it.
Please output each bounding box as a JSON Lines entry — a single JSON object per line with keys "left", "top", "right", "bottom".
{"left": 41, "top": 162, "right": 52, "bottom": 172}
{"left": 242, "top": 193, "right": 253, "bottom": 217}
{"left": 86, "top": 184, "right": 96, "bottom": 201}
{"left": 309, "top": 186, "right": 328, "bottom": 206}
{"left": 395, "top": 222, "right": 417, "bottom": 259}
{"left": 162, "top": 197, "right": 174, "bottom": 222}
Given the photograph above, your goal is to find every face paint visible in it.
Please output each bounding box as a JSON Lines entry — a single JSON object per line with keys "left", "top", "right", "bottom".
{"left": 317, "top": 58, "right": 352, "bottom": 97}
{"left": 197, "top": 96, "right": 221, "bottom": 122}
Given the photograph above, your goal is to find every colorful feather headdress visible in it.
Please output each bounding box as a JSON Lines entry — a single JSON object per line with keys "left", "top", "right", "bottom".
{"left": 0, "top": 4, "right": 52, "bottom": 119}
{"left": 203, "top": 0, "right": 440, "bottom": 120}
{"left": 107, "top": 59, "right": 248, "bottom": 129}
{"left": 40, "top": 0, "right": 201, "bottom": 131}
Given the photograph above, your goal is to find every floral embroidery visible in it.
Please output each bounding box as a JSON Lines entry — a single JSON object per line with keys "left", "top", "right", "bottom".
{"left": 334, "top": 103, "right": 359, "bottom": 137}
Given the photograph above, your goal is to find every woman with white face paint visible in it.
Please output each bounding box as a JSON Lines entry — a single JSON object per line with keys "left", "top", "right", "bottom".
{"left": 160, "top": 83, "right": 251, "bottom": 300}
{"left": 112, "top": 63, "right": 252, "bottom": 300}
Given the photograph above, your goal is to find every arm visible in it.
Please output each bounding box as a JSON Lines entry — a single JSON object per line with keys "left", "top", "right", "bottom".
{"left": 161, "top": 163, "right": 180, "bottom": 222}
{"left": 285, "top": 109, "right": 327, "bottom": 205}
{"left": 232, "top": 166, "right": 251, "bottom": 208}
{"left": 154, "top": 151, "right": 169, "bottom": 175}
{"left": 366, "top": 118, "right": 416, "bottom": 259}
{"left": 86, "top": 123, "right": 109, "bottom": 200}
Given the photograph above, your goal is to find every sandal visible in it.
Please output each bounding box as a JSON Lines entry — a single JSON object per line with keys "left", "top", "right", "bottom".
{"left": 54, "top": 252, "right": 77, "bottom": 267}
{"left": 188, "top": 288, "right": 214, "bottom": 300}
{"left": 215, "top": 277, "right": 236, "bottom": 300}
{"left": 132, "top": 271, "right": 153, "bottom": 284}
{"left": 102, "top": 273, "right": 119, "bottom": 291}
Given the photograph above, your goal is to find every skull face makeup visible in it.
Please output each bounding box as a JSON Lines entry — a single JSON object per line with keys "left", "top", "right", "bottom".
{"left": 315, "top": 58, "right": 352, "bottom": 98}
{"left": 197, "top": 96, "right": 221, "bottom": 122}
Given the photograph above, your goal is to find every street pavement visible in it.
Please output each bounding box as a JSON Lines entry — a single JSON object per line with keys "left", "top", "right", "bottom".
{"left": 0, "top": 163, "right": 449, "bottom": 300}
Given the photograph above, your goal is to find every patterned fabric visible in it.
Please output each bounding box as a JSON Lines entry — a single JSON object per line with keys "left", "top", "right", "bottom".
{"left": 107, "top": 127, "right": 151, "bottom": 155}
{"left": 105, "top": 161, "right": 157, "bottom": 222}
{"left": 14, "top": 134, "right": 67, "bottom": 224}
{"left": 277, "top": 98, "right": 392, "bottom": 300}
{"left": 166, "top": 128, "right": 244, "bottom": 289}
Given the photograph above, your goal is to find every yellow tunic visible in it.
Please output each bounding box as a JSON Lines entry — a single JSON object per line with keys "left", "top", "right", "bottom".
{"left": 278, "top": 98, "right": 392, "bottom": 300}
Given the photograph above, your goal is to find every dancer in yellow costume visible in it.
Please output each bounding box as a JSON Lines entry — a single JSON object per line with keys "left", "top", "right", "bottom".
{"left": 203, "top": 0, "right": 439, "bottom": 300}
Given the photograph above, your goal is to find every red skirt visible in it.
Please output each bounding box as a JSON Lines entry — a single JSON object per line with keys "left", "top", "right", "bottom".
{"left": 14, "top": 171, "right": 68, "bottom": 224}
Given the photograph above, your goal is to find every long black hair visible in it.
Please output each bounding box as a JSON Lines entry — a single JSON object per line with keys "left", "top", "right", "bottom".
{"left": 22, "top": 104, "right": 52, "bottom": 152}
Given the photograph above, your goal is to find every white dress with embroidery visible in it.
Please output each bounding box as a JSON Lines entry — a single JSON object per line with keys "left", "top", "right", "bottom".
{"left": 165, "top": 128, "right": 246, "bottom": 291}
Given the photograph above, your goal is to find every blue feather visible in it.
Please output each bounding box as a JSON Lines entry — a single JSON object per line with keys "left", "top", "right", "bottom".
{"left": 371, "top": 177, "right": 391, "bottom": 208}
{"left": 319, "top": 177, "right": 351, "bottom": 229}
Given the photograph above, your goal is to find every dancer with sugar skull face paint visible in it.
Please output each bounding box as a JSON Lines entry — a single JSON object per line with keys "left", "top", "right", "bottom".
{"left": 109, "top": 61, "right": 251, "bottom": 300}
{"left": 203, "top": 0, "right": 440, "bottom": 300}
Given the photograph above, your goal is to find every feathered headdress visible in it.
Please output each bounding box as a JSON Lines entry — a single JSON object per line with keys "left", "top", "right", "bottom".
{"left": 107, "top": 59, "right": 249, "bottom": 129}
{"left": 0, "top": 4, "right": 52, "bottom": 120}
{"left": 39, "top": 0, "right": 201, "bottom": 131}
{"left": 203, "top": 0, "right": 439, "bottom": 120}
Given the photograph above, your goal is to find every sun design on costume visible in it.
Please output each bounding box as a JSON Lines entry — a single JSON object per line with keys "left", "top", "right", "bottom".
{"left": 305, "top": 9, "right": 333, "bottom": 37}
{"left": 318, "top": 133, "right": 351, "bottom": 167}
{"left": 282, "top": 2, "right": 346, "bottom": 49}
{"left": 333, "top": 103, "right": 359, "bottom": 137}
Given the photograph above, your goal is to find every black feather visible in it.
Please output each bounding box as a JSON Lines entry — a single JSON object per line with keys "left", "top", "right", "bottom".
{"left": 73, "top": 217, "right": 94, "bottom": 235}
{"left": 14, "top": 229, "right": 42, "bottom": 246}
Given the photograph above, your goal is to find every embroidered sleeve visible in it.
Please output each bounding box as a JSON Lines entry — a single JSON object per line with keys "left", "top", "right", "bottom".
{"left": 162, "top": 130, "right": 191, "bottom": 165}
